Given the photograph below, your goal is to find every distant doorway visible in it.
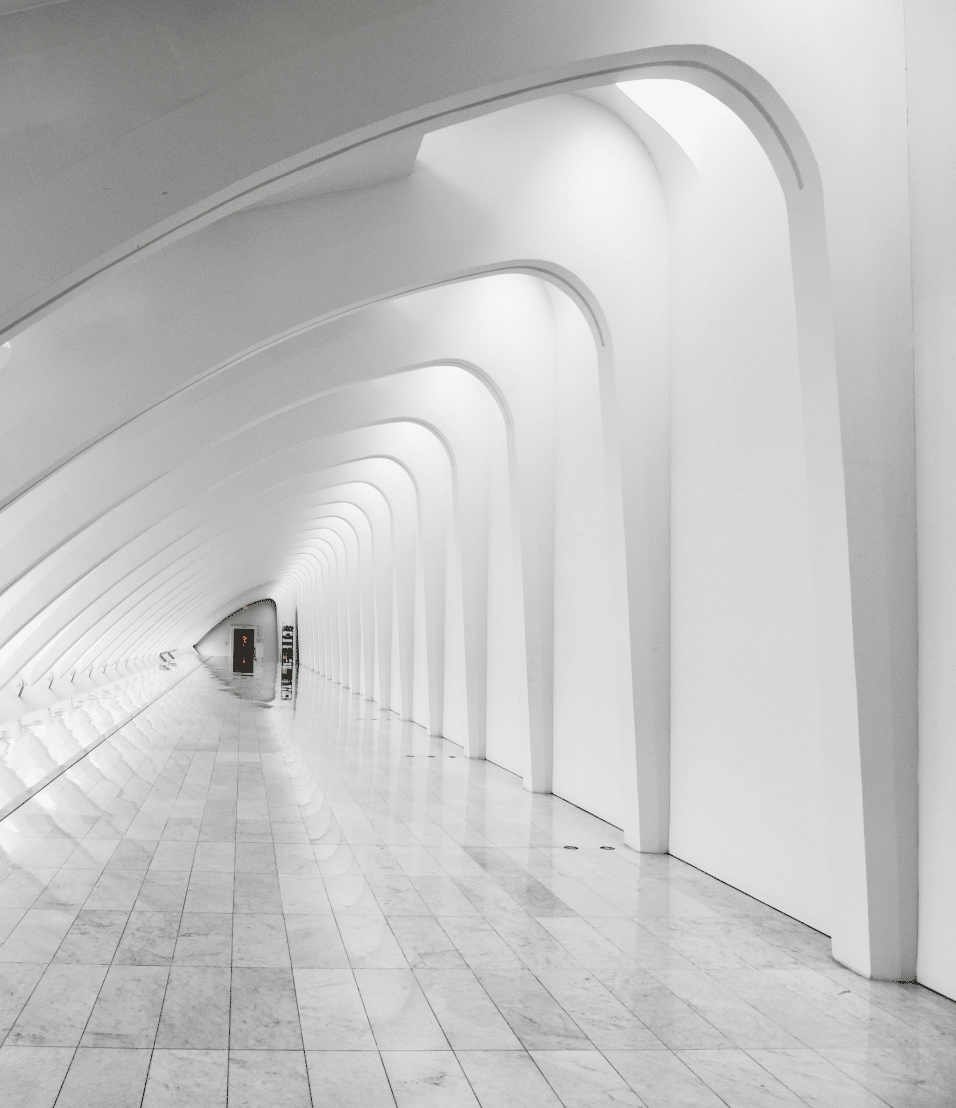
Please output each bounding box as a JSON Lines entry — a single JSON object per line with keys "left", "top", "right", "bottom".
{"left": 232, "top": 627, "right": 255, "bottom": 674}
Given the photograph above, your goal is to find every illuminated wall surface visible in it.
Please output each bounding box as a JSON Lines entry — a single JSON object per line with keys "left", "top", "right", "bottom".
{"left": 0, "top": 1, "right": 952, "bottom": 997}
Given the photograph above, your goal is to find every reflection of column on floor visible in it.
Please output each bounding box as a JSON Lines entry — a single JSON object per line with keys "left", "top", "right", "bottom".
{"left": 0, "top": 653, "right": 202, "bottom": 819}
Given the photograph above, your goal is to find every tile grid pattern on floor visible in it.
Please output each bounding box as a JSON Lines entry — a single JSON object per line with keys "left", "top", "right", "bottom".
{"left": 0, "top": 661, "right": 954, "bottom": 1107}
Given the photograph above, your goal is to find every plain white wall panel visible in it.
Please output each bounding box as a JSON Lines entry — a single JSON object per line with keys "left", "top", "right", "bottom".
{"left": 484, "top": 407, "right": 530, "bottom": 779}
{"left": 628, "top": 81, "right": 829, "bottom": 933}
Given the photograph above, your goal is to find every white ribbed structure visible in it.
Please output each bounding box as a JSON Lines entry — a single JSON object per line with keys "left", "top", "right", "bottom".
{"left": 0, "top": 1, "right": 952, "bottom": 999}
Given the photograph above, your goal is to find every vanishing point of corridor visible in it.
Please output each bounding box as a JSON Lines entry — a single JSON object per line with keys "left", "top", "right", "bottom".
{"left": 0, "top": 662, "right": 954, "bottom": 1107}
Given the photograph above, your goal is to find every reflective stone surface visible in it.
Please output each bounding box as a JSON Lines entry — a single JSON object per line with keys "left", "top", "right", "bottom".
{"left": 0, "top": 664, "right": 953, "bottom": 1106}
{"left": 0, "top": 656, "right": 201, "bottom": 821}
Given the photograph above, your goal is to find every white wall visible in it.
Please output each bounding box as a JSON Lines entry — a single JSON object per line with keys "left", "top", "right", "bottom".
{"left": 908, "top": 0, "right": 956, "bottom": 1000}
{"left": 0, "top": 4, "right": 929, "bottom": 981}
{"left": 484, "top": 405, "right": 529, "bottom": 779}
{"left": 195, "top": 598, "right": 278, "bottom": 663}
{"left": 624, "top": 81, "right": 828, "bottom": 933}
{"left": 411, "top": 542, "right": 429, "bottom": 730}
{"left": 442, "top": 507, "right": 469, "bottom": 748}
{"left": 550, "top": 285, "right": 627, "bottom": 830}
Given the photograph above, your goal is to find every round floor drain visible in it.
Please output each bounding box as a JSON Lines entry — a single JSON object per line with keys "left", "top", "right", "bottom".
{"left": 563, "top": 845, "right": 578, "bottom": 850}
{"left": 600, "top": 845, "right": 615, "bottom": 850}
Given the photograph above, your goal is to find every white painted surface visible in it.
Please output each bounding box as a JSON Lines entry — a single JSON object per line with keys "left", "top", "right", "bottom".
{"left": 442, "top": 508, "right": 468, "bottom": 749}
{"left": 908, "top": 0, "right": 956, "bottom": 999}
{"left": 625, "top": 81, "right": 828, "bottom": 933}
{"left": 484, "top": 406, "right": 529, "bottom": 780}
{"left": 551, "top": 285, "right": 626, "bottom": 830}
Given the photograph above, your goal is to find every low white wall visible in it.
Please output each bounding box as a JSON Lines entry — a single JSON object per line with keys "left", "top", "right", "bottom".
{"left": 195, "top": 598, "right": 278, "bottom": 663}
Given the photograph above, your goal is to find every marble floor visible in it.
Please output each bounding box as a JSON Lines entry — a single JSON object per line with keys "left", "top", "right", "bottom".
{"left": 0, "top": 654, "right": 200, "bottom": 819}
{"left": 0, "top": 663, "right": 954, "bottom": 1107}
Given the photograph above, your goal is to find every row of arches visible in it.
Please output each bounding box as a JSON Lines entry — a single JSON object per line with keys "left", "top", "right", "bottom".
{"left": 0, "top": 40, "right": 918, "bottom": 989}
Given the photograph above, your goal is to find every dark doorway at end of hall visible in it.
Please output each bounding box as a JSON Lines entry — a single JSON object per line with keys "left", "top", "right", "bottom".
{"left": 232, "top": 627, "right": 254, "bottom": 674}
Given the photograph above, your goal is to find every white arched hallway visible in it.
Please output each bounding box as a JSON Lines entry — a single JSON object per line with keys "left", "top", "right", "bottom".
{"left": 0, "top": 4, "right": 954, "bottom": 1105}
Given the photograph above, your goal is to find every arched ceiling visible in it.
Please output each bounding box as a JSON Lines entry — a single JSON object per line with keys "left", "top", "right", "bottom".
{"left": 0, "top": 88, "right": 669, "bottom": 708}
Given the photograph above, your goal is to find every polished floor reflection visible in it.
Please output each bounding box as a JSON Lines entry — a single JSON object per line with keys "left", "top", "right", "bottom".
{"left": 0, "top": 655, "right": 200, "bottom": 822}
{"left": 0, "top": 664, "right": 953, "bottom": 1107}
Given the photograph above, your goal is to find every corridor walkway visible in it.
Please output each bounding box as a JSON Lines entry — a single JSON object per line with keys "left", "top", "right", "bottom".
{"left": 0, "top": 662, "right": 954, "bottom": 1107}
